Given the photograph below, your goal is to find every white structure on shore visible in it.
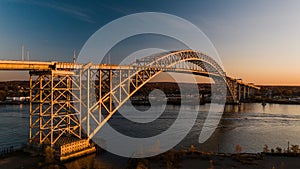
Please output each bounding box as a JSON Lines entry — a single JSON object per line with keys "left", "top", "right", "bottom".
{"left": 6, "top": 96, "right": 30, "bottom": 102}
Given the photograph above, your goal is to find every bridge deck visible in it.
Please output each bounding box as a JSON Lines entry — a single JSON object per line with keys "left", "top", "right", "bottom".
{"left": 0, "top": 60, "right": 259, "bottom": 89}
{"left": 0, "top": 60, "right": 134, "bottom": 70}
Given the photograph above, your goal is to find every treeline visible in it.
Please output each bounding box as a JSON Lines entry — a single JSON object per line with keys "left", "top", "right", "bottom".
{"left": 0, "top": 81, "right": 300, "bottom": 102}
{"left": 0, "top": 81, "right": 29, "bottom": 101}
{"left": 259, "top": 86, "right": 300, "bottom": 97}
{"left": 133, "top": 82, "right": 212, "bottom": 96}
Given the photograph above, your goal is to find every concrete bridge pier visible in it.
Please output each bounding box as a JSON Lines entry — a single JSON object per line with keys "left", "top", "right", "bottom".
{"left": 238, "top": 84, "right": 241, "bottom": 102}
{"left": 225, "top": 78, "right": 260, "bottom": 104}
{"left": 243, "top": 86, "right": 247, "bottom": 100}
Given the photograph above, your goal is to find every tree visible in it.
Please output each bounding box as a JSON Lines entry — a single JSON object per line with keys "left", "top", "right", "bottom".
{"left": 284, "top": 90, "right": 293, "bottom": 96}
{"left": 0, "top": 90, "right": 7, "bottom": 101}
{"left": 271, "top": 149, "right": 275, "bottom": 153}
{"left": 208, "top": 160, "right": 214, "bottom": 169}
{"left": 263, "top": 144, "right": 269, "bottom": 153}
{"left": 275, "top": 147, "right": 282, "bottom": 153}
{"left": 235, "top": 144, "right": 242, "bottom": 154}
{"left": 136, "top": 161, "right": 148, "bottom": 169}
{"left": 291, "top": 145, "right": 299, "bottom": 153}
{"left": 189, "top": 144, "right": 195, "bottom": 152}
{"left": 45, "top": 146, "right": 55, "bottom": 164}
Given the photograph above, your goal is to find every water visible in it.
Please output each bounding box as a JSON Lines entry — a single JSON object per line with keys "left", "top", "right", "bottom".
{"left": 196, "top": 103, "right": 300, "bottom": 153}
{"left": 1, "top": 103, "right": 300, "bottom": 162}
{"left": 0, "top": 104, "right": 29, "bottom": 150}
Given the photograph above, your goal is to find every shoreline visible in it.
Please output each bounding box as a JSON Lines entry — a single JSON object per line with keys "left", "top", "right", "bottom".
{"left": 128, "top": 149, "right": 300, "bottom": 169}
{"left": 131, "top": 100, "right": 300, "bottom": 105}
{"left": 1, "top": 99, "right": 300, "bottom": 106}
{"left": 2, "top": 147, "right": 300, "bottom": 169}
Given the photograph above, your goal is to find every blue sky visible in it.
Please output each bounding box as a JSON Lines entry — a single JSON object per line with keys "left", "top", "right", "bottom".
{"left": 0, "top": 0, "right": 300, "bottom": 85}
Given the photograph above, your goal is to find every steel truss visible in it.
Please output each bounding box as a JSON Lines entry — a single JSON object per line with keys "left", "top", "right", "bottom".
{"left": 28, "top": 50, "right": 259, "bottom": 143}
{"left": 29, "top": 70, "right": 81, "bottom": 145}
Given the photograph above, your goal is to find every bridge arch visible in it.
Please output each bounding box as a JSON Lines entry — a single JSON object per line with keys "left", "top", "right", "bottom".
{"left": 83, "top": 49, "right": 234, "bottom": 139}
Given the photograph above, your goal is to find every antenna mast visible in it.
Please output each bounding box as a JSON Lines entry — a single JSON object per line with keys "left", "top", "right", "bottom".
{"left": 22, "top": 44, "right": 24, "bottom": 61}
{"left": 73, "top": 49, "right": 76, "bottom": 63}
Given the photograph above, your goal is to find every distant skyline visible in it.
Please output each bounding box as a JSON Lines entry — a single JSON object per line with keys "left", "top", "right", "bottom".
{"left": 0, "top": 0, "right": 300, "bottom": 85}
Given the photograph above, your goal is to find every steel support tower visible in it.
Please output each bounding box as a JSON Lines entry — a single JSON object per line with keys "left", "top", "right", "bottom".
{"left": 29, "top": 70, "right": 81, "bottom": 146}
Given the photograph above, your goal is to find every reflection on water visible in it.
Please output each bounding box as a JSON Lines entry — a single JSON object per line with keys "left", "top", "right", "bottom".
{"left": 1, "top": 103, "right": 300, "bottom": 166}
{"left": 199, "top": 103, "right": 300, "bottom": 153}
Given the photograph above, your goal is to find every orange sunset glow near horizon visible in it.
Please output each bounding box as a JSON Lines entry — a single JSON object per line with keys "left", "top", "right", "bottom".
{"left": 1, "top": 1, "right": 300, "bottom": 86}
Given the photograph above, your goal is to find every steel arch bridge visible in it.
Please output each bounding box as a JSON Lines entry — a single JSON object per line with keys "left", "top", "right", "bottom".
{"left": 0, "top": 49, "right": 260, "bottom": 157}
{"left": 80, "top": 49, "right": 252, "bottom": 140}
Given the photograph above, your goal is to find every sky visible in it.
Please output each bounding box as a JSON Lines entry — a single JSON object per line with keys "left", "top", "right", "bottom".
{"left": 0, "top": 0, "right": 300, "bottom": 85}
